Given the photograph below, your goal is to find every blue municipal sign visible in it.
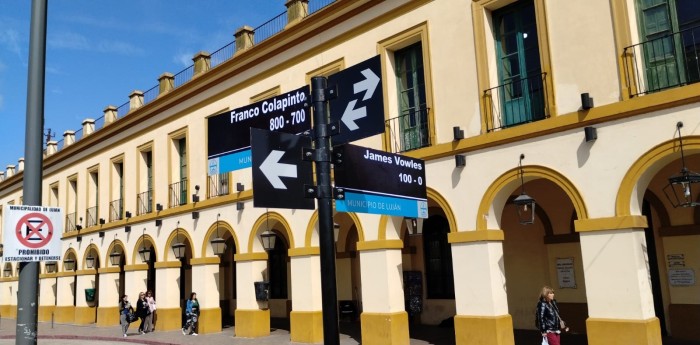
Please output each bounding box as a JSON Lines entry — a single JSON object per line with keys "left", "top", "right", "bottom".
{"left": 336, "top": 190, "right": 428, "bottom": 218}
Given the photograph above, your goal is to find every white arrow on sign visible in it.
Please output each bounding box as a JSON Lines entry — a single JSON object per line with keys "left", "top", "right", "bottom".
{"left": 353, "top": 68, "right": 380, "bottom": 100}
{"left": 342, "top": 68, "right": 379, "bottom": 131}
{"left": 259, "top": 150, "right": 297, "bottom": 189}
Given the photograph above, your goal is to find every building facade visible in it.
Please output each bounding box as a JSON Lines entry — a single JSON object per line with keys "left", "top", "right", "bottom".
{"left": 1, "top": 0, "right": 699, "bottom": 344}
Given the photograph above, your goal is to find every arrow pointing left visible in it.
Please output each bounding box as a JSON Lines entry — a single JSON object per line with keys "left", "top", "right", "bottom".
{"left": 259, "top": 150, "right": 297, "bottom": 189}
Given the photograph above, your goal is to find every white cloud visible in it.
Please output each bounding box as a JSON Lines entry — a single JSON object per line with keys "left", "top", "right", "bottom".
{"left": 0, "top": 28, "right": 22, "bottom": 57}
{"left": 48, "top": 31, "right": 90, "bottom": 50}
{"left": 96, "top": 40, "right": 145, "bottom": 56}
{"left": 174, "top": 52, "right": 195, "bottom": 68}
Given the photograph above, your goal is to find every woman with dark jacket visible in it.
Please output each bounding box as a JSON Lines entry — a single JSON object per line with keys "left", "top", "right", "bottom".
{"left": 135, "top": 292, "right": 150, "bottom": 334}
{"left": 536, "top": 286, "right": 568, "bottom": 345}
{"left": 119, "top": 295, "right": 132, "bottom": 337}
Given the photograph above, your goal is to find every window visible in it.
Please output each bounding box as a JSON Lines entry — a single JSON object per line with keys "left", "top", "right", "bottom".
{"left": 168, "top": 130, "right": 188, "bottom": 208}
{"left": 394, "top": 42, "right": 430, "bottom": 152}
{"left": 422, "top": 215, "right": 454, "bottom": 299}
{"left": 86, "top": 168, "right": 99, "bottom": 227}
{"left": 66, "top": 177, "right": 78, "bottom": 232}
{"left": 49, "top": 183, "right": 59, "bottom": 207}
{"left": 492, "top": 0, "right": 545, "bottom": 128}
{"left": 110, "top": 159, "right": 124, "bottom": 221}
{"left": 137, "top": 147, "right": 153, "bottom": 215}
{"left": 633, "top": 0, "right": 700, "bottom": 93}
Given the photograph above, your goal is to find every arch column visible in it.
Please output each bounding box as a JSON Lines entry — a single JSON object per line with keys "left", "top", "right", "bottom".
{"left": 96, "top": 267, "right": 121, "bottom": 326}
{"left": 55, "top": 271, "right": 76, "bottom": 323}
{"left": 234, "top": 253, "right": 270, "bottom": 338}
{"left": 190, "top": 257, "right": 222, "bottom": 334}
{"left": 153, "top": 261, "right": 182, "bottom": 331}
{"left": 448, "top": 230, "right": 514, "bottom": 345}
{"left": 74, "top": 269, "right": 97, "bottom": 324}
{"left": 289, "top": 247, "right": 323, "bottom": 343}
{"left": 575, "top": 216, "right": 662, "bottom": 345}
{"left": 38, "top": 273, "right": 57, "bottom": 321}
{"left": 357, "top": 240, "right": 408, "bottom": 345}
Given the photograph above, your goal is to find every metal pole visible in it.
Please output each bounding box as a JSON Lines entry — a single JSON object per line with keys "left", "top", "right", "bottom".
{"left": 311, "top": 76, "right": 340, "bottom": 345}
{"left": 17, "top": 0, "right": 47, "bottom": 344}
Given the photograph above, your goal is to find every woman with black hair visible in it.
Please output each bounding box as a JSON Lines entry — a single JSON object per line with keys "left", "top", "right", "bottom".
{"left": 119, "top": 295, "right": 133, "bottom": 337}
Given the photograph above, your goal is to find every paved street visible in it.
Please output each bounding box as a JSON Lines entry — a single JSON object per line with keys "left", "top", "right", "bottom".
{"left": 1, "top": 317, "right": 699, "bottom": 344}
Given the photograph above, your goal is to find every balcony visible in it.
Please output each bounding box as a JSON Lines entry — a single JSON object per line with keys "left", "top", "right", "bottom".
{"left": 137, "top": 190, "right": 153, "bottom": 216}
{"left": 109, "top": 198, "right": 123, "bottom": 222}
{"left": 65, "top": 212, "right": 77, "bottom": 232}
{"left": 623, "top": 25, "right": 700, "bottom": 97}
{"left": 483, "top": 72, "right": 549, "bottom": 132}
{"left": 85, "top": 206, "right": 98, "bottom": 228}
{"left": 208, "top": 173, "right": 230, "bottom": 198}
{"left": 169, "top": 179, "right": 188, "bottom": 207}
{"left": 385, "top": 106, "right": 431, "bottom": 153}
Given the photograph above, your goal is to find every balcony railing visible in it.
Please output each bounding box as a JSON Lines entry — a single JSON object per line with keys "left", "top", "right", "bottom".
{"left": 169, "top": 179, "right": 188, "bottom": 207}
{"left": 65, "top": 212, "right": 77, "bottom": 232}
{"left": 385, "top": 106, "right": 431, "bottom": 153}
{"left": 86, "top": 206, "right": 98, "bottom": 228}
{"left": 483, "top": 72, "right": 549, "bottom": 132}
{"left": 208, "top": 173, "right": 230, "bottom": 198}
{"left": 623, "top": 25, "right": 700, "bottom": 97}
{"left": 137, "top": 190, "right": 153, "bottom": 216}
{"left": 109, "top": 198, "right": 123, "bottom": 222}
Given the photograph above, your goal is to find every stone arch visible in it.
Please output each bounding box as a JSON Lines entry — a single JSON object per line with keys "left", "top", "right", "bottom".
{"left": 201, "top": 220, "right": 240, "bottom": 257}
{"left": 164, "top": 228, "right": 194, "bottom": 261}
{"left": 106, "top": 239, "right": 127, "bottom": 267}
{"left": 246, "top": 211, "right": 294, "bottom": 253}
{"left": 378, "top": 187, "right": 458, "bottom": 240}
{"left": 616, "top": 136, "right": 700, "bottom": 216}
{"left": 304, "top": 210, "right": 365, "bottom": 247}
{"left": 477, "top": 165, "right": 588, "bottom": 230}
{"left": 131, "top": 234, "right": 158, "bottom": 264}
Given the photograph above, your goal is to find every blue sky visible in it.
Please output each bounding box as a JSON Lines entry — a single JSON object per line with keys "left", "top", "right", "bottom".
{"left": 0, "top": 1, "right": 286, "bottom": 170}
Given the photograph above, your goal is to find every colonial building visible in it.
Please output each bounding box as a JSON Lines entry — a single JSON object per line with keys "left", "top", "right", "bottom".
{"left": 1, "top": 0, "right": 699, "bottom": 344}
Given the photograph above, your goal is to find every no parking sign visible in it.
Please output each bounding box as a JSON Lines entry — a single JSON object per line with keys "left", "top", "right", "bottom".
{"left": 2, "top": 205, "right": 62, "bottom": 262}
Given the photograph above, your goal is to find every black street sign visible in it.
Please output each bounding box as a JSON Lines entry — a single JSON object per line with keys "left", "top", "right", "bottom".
{"left": 328, "top": 55, "right": 384, "bottom": 145}
{"left": 207, "top": 85, "right": 311, "bottom": 174}
{"left": 334, "top": 144, "right": 427, "bottom": 218}
{"left": 251, "top": 128, "right": 314, "bottom": 210}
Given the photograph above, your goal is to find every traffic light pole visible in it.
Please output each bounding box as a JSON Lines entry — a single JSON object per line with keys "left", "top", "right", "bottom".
{"left": 18, "top": 0, "right": 48, "bottom": 344}
{"left": 310, "top": 76, "right": 340, "bottom": 345}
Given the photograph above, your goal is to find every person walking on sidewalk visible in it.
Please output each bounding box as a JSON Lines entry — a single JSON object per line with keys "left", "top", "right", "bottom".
{"left": 145, "top": 290, "right": 156, "bottom": 332}
{"left": 119, "top": 295, "right": 133, "bottom": 337}
{"left": 135, "top": 292, "right": 151, "bottom": 334}
{"left": 182, "top": 292, "right": 200, "bottom": 336}
{"left": 536, "top": 286, "right": 568, "bottom": 345}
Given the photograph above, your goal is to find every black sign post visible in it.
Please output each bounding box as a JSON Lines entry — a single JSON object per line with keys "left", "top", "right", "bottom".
{"left": 328, "top": 55, "right": 385, "bottom": 145}
{"left": 250, "top": 128, "right": 314, "bottom": 210}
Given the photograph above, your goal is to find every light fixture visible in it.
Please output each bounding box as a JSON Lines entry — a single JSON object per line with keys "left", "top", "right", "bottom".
{"left": 0, "top": 243, "right": 3, "bottom": 257}
{"left": 125, "top": 225, "right": 131, "bottom": 233}
{"left": 333, "top": 222, "right": 340, "bottom": 242}
{"left": 76, "top": 217, "right": 83, "bottom": 231}
{"left": 581, "top": 93, "right": 594, "bottom": 110}
{"left": 211, "top": 214, "right": 226, "bottom": 256}
{"left": 513, "top": 154, "right": 536, "bottom": 225}
{"left": 3, "top": 266, "right": 11, "bottom": 277}
{"left": 453, "top": 126, "right": 464, "bottom": 140}
{"left": 664, "top": 121, "right": 700, "bottom": 208}
{"left": 110, "top": 249, "right": 122, "bottom": 266}
{"left": 86, "top": 253, "right": 96, "bottom": 269}
{"left": 125, "top": 211, "right": 132, "bottom": 218}
{"left": 260, "top": 230, "right": 276, "bottom": 251}
{"left": 99, "top": 231, "right": 105, "bottom": 238}
{"left": 172, "top": 224, "right": 186, "bottom": 260}
{"left": 155, "top": 219, "right": 162, "bottom": 227}
{"left": 63, "top": 258, "right": 76, "bottom": 271}
{"left": 405, "top": 217, "right": 424, "bottom": 236}
{"left": 584, "top": 126, "right": 597, "bottom": 142}
{"left": 156, "top": 203, "right": 163, "bottom": 211}
{"left": 236, "top": 202, "right": 244, "bottom": 210}
{"left": 455, "top": 154, "right": 466, "bottom": 168}
{"left": 139, "top": 228, "right": 151, "bottom": 263}
{"left": 192, "top": 211, "right": 199, "bottom": 220}
{"left": 192, "top": 185, "right": 200, "bottom": 202}
{"left": 236, "top": 183, "right": 244, "bottom": 192}
{"left": 76, "top": 235, "right": 82, "bottom": 242}
{"left": 45, "top": 261, "right": 57, "bottom": 273}
{"left": 99, "top": 218, "right": 105, "bottom": 225}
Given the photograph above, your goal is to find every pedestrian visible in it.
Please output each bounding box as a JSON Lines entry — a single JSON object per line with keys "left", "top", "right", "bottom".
{"left": 536, "top": 286, "right": 568, "bottom": 345}
{"left": 119, "top": 295, "right": 133, "bottom": 338}
{"left": 135, "top": 291, "right": 150, "bottom": 334}
{"left": 145, "top": 290, "right": 156, "bottom": 332}
{"left": 182, "top": 292, "right": 200, "bottom": 336}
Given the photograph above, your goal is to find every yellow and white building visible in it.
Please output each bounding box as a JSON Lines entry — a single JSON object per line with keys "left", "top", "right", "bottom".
{"left": 1, "top": 0, "right": 699, "bottom": 344}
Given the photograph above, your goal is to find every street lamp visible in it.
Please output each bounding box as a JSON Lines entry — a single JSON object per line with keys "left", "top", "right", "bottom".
{"left": 139, "top": 228, "right": 151, "bottom": 263}
{"left": 86, "top": 253, "right": 95, "bottom": 269}
{"left": 45, "top": 261, "right": 57, "bottom": 273}
{"left": 211, "top": 214, "right": 226, "bottom": 256}
{"left": 664, "top": 121, "right": 700, "bottom": 208}
{"left": 64, "top": 257, "right": 76, "bottom": 271}
{"left": 109, "top": 249, "right": 122, "bottom": 266}
{"left": 260, "top": 229, "right": 276, "bottom": 251}
{"left": 3, "top": 266, "right": 12, "bottom": 277}
{"left": 513, "top": 154, "right": 536, "bottom": 225}
{"left": 172, "top": 227, "right": 186, "bottom": 260}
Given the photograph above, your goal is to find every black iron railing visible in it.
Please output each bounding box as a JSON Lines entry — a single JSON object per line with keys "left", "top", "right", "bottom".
{"left": 65, "top": 212, "right": 77, "bottom": 232}
{"left": 137, "top": 190, "right": 153, "bottom": 216}
{"left": 623, "top": 25, "right": 700, "bottom": 97}
{"left": 208, "top": 173, "right": 230, "bottom": 198}
{"left": 109, "top": 198, "right": 123, "bottom": 222}
{"left": 483, "top": 72, "right": 548, "bottom": 132}
{"left": 385, "top": 106, "right": 431, "bottom": 153}
{"left": 169, "top": 180, "right": 188, "bottom": 207}
{"left": 86, "top": 206, "right": 98, "bottom": 228}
